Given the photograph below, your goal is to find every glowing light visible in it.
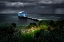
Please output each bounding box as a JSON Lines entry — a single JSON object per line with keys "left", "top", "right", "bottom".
{"left": 18, "top": 11, "right": 27, "bottom": 17}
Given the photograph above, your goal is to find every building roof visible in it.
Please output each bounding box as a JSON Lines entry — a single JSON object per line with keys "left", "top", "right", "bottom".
{"left": 18, "top": 11, "right": 25, "bottom": 13}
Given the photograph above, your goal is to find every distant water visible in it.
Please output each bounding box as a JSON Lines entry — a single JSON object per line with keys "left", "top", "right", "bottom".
{"left": 0, "top": 14, "right": 64, "bottom": 25}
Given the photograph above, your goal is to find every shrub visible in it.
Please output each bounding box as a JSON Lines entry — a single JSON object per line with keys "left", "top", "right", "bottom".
{"left": 0, "top": 23, "right": 23, "bottom": 42}
{"left": 34, "top": 29, "right": 64, "bottom": 42}
{"left": 21, "top": 30, "right": 34, "bottom": 42}
{"left": 40, "top": 25, "right": 49, "bottom": 30}
{"left": 11, "top": 23, "right": 16, "bottom": 28}
{"left": 38, "top": 20, "right": 50, "bottom": 26}
{"left": 27, "top": 23, "right": 38, "bottom": 28}
{"left": 0, "top": 23, "right": 15, "bottom": 34}
{"left": 49, "top": 20, "right": 54, "bottom": 26}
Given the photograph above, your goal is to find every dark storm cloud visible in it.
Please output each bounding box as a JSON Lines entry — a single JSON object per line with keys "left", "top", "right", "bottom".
{"left": 0, "top": 0, "right": 64, "bottom": 14}
{"left": 0, "top": 0, "right": 38, "bottom": 2}
{"left": 5, "top": 2, "right": 36, "bottom": 7}
{"left": 0, "top": 9, "right": 21, "bottom": 14}
{"left": 0, "top": 0, "right": 64, "bottom": 8}
{"left": 0, "top": 0, "right": 64, "bottom": 3}
{"left": 0, "top": 0, "right": 64, "bottom": 9}
{"left": 0, "top": 0, "right": 64, "bottom": 10}
{"left": 0, "top": 1, "right": 37, "bottom": 9}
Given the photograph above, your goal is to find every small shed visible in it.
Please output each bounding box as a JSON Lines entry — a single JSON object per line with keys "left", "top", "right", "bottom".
{"left": 18, "top": 11, "right": 27, "bottom": 17}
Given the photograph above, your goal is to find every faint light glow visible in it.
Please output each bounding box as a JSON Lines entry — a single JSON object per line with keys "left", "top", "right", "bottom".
{"left": 21, "top": 27, "right": 40, "bottom": 34}
{"left": 18, "top": 11, "right": 27, "bottom": 17}
{"left": 19, "top": 11, "right": 24, "bottom": 13}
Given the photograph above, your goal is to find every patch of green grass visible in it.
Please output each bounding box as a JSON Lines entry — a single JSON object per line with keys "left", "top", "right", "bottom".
{"left": 21, "top": 31, "right": 33, "bottom": 42}
{"left": 21, "top": 27, "right": 41, "bottom": 42}
{"left": 33, "top": 28, "right": 40, "bottom": 35}
{"left": 40, "top": 25, "right": 49, "bottom": 30}
{"left": 16, "top": 25, "right": 28, "bottom": 31}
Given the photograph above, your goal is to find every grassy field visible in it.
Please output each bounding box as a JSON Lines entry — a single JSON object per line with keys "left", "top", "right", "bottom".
{"left": 0, "top": 19, "right": 64, "bottom": 42}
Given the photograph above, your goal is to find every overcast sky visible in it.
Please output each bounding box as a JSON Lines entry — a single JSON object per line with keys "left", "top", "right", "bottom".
{"left": 0, "top": 0, "right": 64, "bottom": 14}
{"left": 0, "top": 0, "right": 64, "bottom": 3}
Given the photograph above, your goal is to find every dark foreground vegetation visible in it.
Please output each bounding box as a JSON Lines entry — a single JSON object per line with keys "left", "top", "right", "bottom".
{"left": 0, "top": 18, "right": 64, "bottom": 42}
